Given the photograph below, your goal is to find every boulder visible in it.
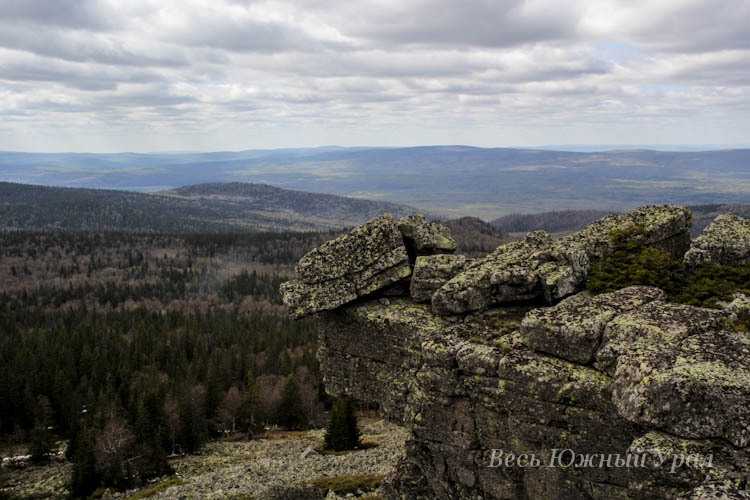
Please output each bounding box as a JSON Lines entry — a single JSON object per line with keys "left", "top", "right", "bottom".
{"left": 410, "top": 254, "right": 467, "bottom": 303}
{"left": 431, "top": 231, "right": 564, "bottom": 316}
{"left": 684, "top": 214, "right": 750, "bottom": 268}
{"left": 597, "top": 301, "right": 749, "bottom": 448}
{"left": 431, "top": 205, "right": 691, "bottom": 316}
{"left": 595, "top": 301, "right": 727, "bottom": 376}
{"left": 397, "top": 215, "right": 457, "bottom": 261}
{"left": 520, "top": 286, "right": 664, "bottom": 364}
{"left": 612, "top": 328, "right": 750, "bottom": 448}
{"left": 280, "top": 214, "right": 411, "bottom": 319}
{"left": 559, "top": 204, "right": 692, "bottom": 261}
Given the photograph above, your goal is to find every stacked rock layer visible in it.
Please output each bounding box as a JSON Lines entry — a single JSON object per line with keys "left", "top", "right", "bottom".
{"left": 281, "top": 206, "right": 750, "bottom": 500}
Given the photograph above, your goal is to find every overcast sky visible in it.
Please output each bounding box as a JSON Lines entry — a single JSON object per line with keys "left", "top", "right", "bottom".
{"left": 0, "top": 0, "right": 749, "bottom": 152}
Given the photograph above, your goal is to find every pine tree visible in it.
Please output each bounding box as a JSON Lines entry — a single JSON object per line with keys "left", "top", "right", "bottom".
{"left": 70, "top": 424, "right": 99, "bottom": 499}
{"left": 276, "top": 377, "right": 308, "bottom": 430}
{"left": 324, "top": 397, "right": 361, "bottom": 452}
{"left": 29, "top": 395, "right": 54, "bottom": 464}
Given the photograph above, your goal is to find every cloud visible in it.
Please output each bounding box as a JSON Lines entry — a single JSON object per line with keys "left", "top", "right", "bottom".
{"left": 0, "top": 0, "right": 748, "bottom": 152}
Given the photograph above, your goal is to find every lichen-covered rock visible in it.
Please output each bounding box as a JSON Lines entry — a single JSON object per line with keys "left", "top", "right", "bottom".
{"left": 559, "top": 204, "right": 693, "bottom": 261}
{"left": 630, "top": 431, "right": 750, "bottom": 495}
{"left": 684, "top": 214, "right": 750, "bottom": 268}
{"left": 431, "top": 231, "right": 568, "bottom": 315}
{"left": 280, "top": 214, "right": 411, "bottom": 318}
{"left": 410, "top": 254, "right": 467, "bottom": 302}
{"left": 397, "top": 215, "right": 457, "bottom": 260}
{"left": 677, "top": 484, "right": 750, "bottom": 500}
{"left": 604, "top": 305, "right": 750, "bottom": 447}
{"left": 520, "top": 286, "right": 664, "bottom": 364}
{"left": 280, "top": 203, "right": 750, "bottom": 500}
{"left": 721, "top": 292, "right": 750, "bottom": 317}
{"left": 595, "top": 301, "right": 728, "bottom": 376}
{"left": 431, "top": 205, "right": 691, "bottom": 316}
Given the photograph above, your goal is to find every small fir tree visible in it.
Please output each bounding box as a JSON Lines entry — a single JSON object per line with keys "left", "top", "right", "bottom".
{"left": 276, "top": 377, "right": 308, "bottom": 430}
{"left": 324, "top": 397, "right": 361, "bottom": 451}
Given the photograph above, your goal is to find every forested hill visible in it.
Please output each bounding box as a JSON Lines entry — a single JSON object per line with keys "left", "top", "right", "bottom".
{"left": 0, "top": 181, "right": 421, "bottom": 232}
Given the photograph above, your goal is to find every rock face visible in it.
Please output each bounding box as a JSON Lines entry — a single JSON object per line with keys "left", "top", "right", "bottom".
{"left": 520, "top": 286, "right": 665, "bottom": 364}
{"left": 684, "top": 214, "right": 750, "bottom": 268}
{"left": 281, "top": 205, "right": 750, "bottom": 500}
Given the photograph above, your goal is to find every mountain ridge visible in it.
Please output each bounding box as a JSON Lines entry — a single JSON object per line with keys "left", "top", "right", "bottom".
{"left": 2, "top": 146, "right": 749, "bottom": 219}
{"left": 0, "top": 181, "right": 423, "bottom": 233}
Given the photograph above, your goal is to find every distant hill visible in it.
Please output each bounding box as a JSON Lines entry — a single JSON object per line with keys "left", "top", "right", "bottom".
{"left": 492, "top": 210, "right": 617, "bottom": 235}
{"left": 2, "top": 146, "right": 749, "bottom": 219}
{"left": 442, "top": 216, "right": 512, "bottom": 257}
{"left": 0, "top": 182, "right": 422, "bottom": 233}
{"left": 688, "top": 204, "right": 750, "bottom": 237}
{"left": 491, "top": 205, "right": 750, "bottom": 238}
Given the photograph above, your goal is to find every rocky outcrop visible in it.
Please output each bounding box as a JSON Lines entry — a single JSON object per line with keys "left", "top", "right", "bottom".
{"left": 684, "top": 214, "right": 750, "bottom": 268}
{"left": 281, "top": 213, "right": 458, "bottom": 319}
{"left": 281, "top": 205, "right": 750, "bottom": 500}
{"left": 432, "top": 205, "right": 691, "bottom": 316}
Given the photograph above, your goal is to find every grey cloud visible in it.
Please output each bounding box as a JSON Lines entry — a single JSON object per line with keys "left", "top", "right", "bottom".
{"left": 335, "top": 0, "right": 581, "bottom": 48}
{"left": 0, "top": 54, "right": 165, "bottom": 91}
{"left": 0, "top": 25, "right": 190, "bottom": 67}
{"left": 626, "top": 1, "right": 750, "bottom": 53}
{"left": 0, "top": 0, "right": 113, "bottom": 30}
{"left": 166, "top": 11, "right": 351, "bottom": 54}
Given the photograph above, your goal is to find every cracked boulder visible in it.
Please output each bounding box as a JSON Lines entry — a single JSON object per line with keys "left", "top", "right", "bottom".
{"left": 397, "top": 215, "right": 457, "bottom": 262}
{"left": 280, "top": 214, "right": 411, "bottom": 319}
{"left": 410, "top": 254, "right": 467, "bottom": 303}
{"left": 599, "top": 302, "right": 749, "bottom": 448}
{"left": 684, "top": 214, "right": 750, "bottom": 268}
{"left": 595, "top": 301, "right": 728, "bottom": 376}
{"left": 520, "top": 286, "right": 664, "bottom": 364}
{"left": 431, "top": 231, "right": 569, "bottom": 316}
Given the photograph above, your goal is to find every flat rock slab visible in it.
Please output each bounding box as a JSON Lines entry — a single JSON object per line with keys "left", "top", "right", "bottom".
{"left": 280, "top": 214, "right": 411, "bottom": 318}
{"left": 521, "top": 286, "right": 664, "bottom": 364}
{"left": 684, "top": 214, "right": 750, "bottom": 268}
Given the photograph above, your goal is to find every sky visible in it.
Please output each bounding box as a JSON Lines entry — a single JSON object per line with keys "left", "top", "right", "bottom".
{"left": 0, "top": 0, "right": 749, "bottom": 153}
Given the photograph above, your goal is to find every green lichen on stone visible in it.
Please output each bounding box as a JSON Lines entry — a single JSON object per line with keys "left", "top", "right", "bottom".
{"left": 521, "top": 286, "right": 664, "bottom": 364}
{"left": 280, "top": 214, "right": 412, "bottom": 318}
{"left": 431, "top": 205, "right": 691, "bottom": 316}
{"left": 410, "top": 254, "right": 467, "bottom": 302}
{"left": 397, "top": 215, "right": 457, "bottom": 255}
{"left": 685, "top": 214, "right": 750, "bottom": 268}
